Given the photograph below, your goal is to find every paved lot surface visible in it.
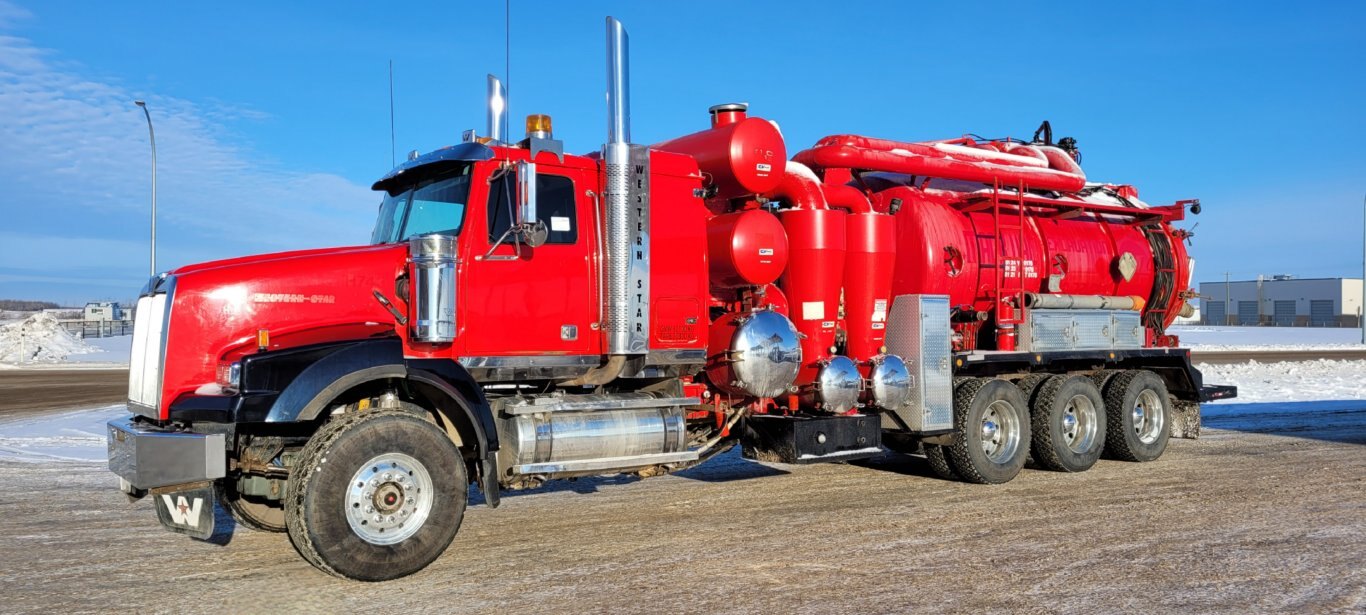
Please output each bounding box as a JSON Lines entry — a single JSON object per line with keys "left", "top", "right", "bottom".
{"left": 0, "top": 369, "right": 127, "bottom": 416}
{"left": 0, "top": 400, "right": 1361, "bottom": 614}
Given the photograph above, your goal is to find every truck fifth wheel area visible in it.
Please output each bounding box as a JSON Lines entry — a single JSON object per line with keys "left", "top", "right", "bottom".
{"left": 107, "top": 16, "right": 1236, "bottom": 581}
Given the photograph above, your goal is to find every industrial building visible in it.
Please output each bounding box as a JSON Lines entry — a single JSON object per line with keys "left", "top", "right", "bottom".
{"left": 1199, "top": 276, "right": 1363, "bottom": 326}
{"left": 83, "top": 302, "right": 123, "bottom": 322}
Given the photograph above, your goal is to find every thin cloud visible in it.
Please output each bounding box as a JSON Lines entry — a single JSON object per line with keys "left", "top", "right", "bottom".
{"left": 0, "top": 17, "right": 377, "bottom": 301}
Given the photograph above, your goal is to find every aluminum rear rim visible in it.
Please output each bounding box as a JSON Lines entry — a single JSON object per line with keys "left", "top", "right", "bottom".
{"left": 980, "top": 399, "right": 1021, "bottom": 464}
{"left": 345, "top": 452, "right": 434, "bottom": 545}
{"left": 1133, "top": 389, "right": 1165, "bottom": 444}
{"left": 1061, "top": 394, "right": 1099, "bottom": 453}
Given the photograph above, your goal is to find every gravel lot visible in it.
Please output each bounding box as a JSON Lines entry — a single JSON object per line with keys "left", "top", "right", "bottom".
{"left": 0, "top": 400, "right": 1361, "bottom": 614}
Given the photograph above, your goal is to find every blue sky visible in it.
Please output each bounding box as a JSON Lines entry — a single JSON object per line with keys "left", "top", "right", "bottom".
{"left": 0, "top": 0, "right": 1362, "bottom": 304}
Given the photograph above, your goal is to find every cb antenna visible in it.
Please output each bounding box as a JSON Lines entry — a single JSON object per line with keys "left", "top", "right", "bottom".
{"left": 505, "top": 0, "right": 511, "bottom": 126}
{"left": 388, "top": 60, "right": 396, "bottom": 167}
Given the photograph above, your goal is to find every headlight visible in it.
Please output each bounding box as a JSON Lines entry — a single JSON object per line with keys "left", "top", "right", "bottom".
{"left": 215, "top": 362, "right": 241, "bottom": 389}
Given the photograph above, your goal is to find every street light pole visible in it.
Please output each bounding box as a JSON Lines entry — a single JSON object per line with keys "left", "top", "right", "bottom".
{"left": 134, "top": 100, "right": 156, "bottom": 276}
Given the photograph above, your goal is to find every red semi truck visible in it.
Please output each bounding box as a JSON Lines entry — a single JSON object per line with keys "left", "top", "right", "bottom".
{"left": 108, "top": 17, "right": 1235, "bottom": 580}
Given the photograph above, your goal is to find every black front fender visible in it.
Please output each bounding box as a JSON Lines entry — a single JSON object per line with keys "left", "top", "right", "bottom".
{"left": 262, "top": 339, "right": 406, "bottom": 423}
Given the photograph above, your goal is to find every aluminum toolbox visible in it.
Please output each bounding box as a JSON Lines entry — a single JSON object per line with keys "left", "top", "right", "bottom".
{"left": 1024, "top": 309, "right": 1144, "bottom": 351}
{"left": 883, "top": 294, "right": 953, "bottom": 433}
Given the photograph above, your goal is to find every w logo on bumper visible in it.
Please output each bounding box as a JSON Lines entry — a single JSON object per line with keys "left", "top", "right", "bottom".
{"left": 154, "top": 486, "right": 215, "bottom": 540}
{"left": 160, "top": 495, "right": 204, "bottom": 527}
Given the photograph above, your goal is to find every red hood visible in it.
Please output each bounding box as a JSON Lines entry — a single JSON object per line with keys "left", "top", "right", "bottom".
{"left": 154, "top": 243, "right": 411, "bottom": 418}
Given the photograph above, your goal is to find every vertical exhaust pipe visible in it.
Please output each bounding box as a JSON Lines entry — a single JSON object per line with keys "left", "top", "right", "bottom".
{"left": 602, "top": 16, "right": 635, "bottom": 356}
{"left": 606, "top": 17, "right": 630, "bottom": 144}
{"left": 487, "top": 74, "right": 508, "bottom": 143}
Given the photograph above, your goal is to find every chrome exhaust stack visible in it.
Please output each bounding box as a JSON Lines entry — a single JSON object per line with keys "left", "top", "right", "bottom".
{"left": 601, "top": 16, "right": 649, "bottom": 357}
{"left": 606, "top": 17, "right": 630, "bottom": 145}
{"left": 486, "top": 74, "right": 508, "bottom": 144}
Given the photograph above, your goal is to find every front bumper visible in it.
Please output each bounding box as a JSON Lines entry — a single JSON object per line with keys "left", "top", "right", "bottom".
{"left": 107, "top": 416, "right": 226, "bottom": 490}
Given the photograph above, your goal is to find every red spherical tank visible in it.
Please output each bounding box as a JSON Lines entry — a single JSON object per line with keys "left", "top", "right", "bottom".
{"left": 777, "top": 207, "right": 847, "bottom": 381}
{"left": 707, "top": 209, "right": 789, "bottom": 290}
{"left": 652, "top": 105, "right": 786, "bottom": 201}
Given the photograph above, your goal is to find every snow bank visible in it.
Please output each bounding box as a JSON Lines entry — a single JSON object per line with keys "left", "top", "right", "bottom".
{"left": 1172, "top": 325, "right": 1365, "bottom": 351}
{"left": 1197, "top": 359, "right": 1366, "bottom": 404}
{"left": 0, "top": 404, "right": 124, "bottom": 463}
{"left": 0, "top": 313, "right": 99, "bottom": 364}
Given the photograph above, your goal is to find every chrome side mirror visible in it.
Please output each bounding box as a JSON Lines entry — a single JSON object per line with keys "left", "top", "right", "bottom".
{"left": 515, "top": 161, "right": 547, "bottom": 248}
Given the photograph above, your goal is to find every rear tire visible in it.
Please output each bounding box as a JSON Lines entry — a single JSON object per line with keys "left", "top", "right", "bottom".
{"left": 285, "top": 410, "right": 467, "bottom": 581}
{"left": 1029, "top": 376, "right": 1106, "bottom": 472}
{"left": 946, "top": 378, "right": 1031, "bottom": 484}
{"left": 1101, "top": 371, "right": 1171, "bottom": 462}
{"left": 923, "top": 444, "right": 959, "bottom": 480}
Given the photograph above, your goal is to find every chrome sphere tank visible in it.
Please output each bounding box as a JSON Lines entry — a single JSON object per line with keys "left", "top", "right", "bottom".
{"left": 815, "top": 355, "right": 862, "bottom": 413}
{"left": 868, "top": 354, "right": 911, "bottom": 410}
{"left": 706, "top": 309, "right": 802, "bottom": 399}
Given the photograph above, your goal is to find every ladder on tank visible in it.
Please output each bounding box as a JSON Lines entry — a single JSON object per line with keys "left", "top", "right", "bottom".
{"left": 966, "top": 180, "right": 1028, "bottom": 350}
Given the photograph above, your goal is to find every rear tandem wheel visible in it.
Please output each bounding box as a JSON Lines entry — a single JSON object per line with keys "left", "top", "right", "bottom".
{"left": 945, "top": 378, "right": 1031, "bottom": 484}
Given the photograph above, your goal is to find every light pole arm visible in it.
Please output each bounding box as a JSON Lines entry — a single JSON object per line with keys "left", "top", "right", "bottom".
{"left": 137, "top": 103, "right": 156, "bottom": 276}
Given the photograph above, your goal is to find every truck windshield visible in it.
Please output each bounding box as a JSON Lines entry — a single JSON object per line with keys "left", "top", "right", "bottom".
{"left": 371, "top": 164, "right": 473, "bottom": 244}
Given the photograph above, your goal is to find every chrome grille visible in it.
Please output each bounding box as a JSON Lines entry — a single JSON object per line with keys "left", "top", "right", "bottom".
{"left": 128, "top": 276, "right": 174, "bottom": 417}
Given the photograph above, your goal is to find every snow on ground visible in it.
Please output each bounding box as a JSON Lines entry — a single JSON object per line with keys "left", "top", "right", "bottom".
{"left": 1171, "top": 325, "right": 1364, "bottom": 351}
{"left": 0, "top": 313, "right": 99, "bottom": 364}
{"left": 66, "top": 335, "right": 132, "bottom": 364}
{"left": 1197, "top": 359, "right": 1366, "bottom": 404}
{"left": 0, "top": 404, "right": 124, "bottom": 463}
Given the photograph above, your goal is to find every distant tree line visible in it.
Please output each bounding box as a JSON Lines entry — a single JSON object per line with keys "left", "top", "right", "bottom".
{"left": 0, "top": 300, "right": 63, "bottom": 311}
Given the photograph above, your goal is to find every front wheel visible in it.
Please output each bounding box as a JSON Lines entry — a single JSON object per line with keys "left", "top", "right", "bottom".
{"left": 285, "top": 410, "right": 467, "bottom": 581}
{"left": 218, "top": 481, "right": 286, "bottom": 532}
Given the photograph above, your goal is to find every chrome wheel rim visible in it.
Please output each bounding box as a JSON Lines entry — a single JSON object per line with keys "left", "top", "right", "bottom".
{"left": 980, "top": 400, "right": 1021, "bottom": 464}
{"left": 1133, "top": 389, "right": 1165, "bottom": 444}
{"left": 1061, "top": 394, "right": 1099, "bottom": 454}
{"left": 345, "top": 452, "right": 433, "bottom": 545}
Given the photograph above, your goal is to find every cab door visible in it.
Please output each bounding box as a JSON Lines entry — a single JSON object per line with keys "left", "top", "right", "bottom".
{"left": 459, "top": 162, "right": 599, "bottom": 357}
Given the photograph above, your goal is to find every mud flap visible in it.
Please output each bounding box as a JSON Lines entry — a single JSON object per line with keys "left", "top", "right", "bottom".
{"left": 153, "top": 484, "right": 216, "bottom": 540}
{"left": 1170, "top": 400, "right": 1201, "bottom": 440}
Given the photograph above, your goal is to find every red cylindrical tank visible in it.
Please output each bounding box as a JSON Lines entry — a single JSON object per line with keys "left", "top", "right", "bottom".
{"left": 842, "top": 211, "right": 896, "bottom": 362}
{"left": 777, "top": 207, "right": 846, "bottom": 381}
{"left": 707, "top": 209, "right": 789, "bottom": 290}
{"left": 652, "top": 105, "right": 786, "bottom": 201}
{"left": 879, "top": 183, "right": 1181, "bottom": 350}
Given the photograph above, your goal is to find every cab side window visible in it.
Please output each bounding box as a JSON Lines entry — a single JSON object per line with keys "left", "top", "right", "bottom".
{"left": 488, "top": 172, "right": 578, "bottom": 245}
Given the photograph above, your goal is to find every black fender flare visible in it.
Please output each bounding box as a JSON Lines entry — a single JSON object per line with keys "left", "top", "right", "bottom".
{"left": 258, "top": 340, "right": 501, "bottom": 506}
{"left": 262, "top": 339, "right": 406, "bottom": 423}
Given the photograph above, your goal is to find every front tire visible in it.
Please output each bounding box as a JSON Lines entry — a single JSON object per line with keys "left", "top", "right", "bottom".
{"left": 1029, "top": 375, "right": 1106, "bottom": 472}
{"left": 218, "top": 481, "right": 286, "bottom": 532}
{"left": 1101, "top": 371, "right": 1171, "bottom": 462}
{"left": 285, "top": 410, "right": 467, "bottom": 581}
{"left": 946, "top": 378, "right": 1031, "bottom": 484}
